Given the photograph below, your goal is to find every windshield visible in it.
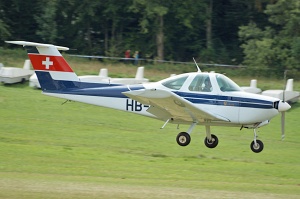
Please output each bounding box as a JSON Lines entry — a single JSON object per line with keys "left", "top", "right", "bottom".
{"left": 161, "top": 75, "right": 188, "bottom": 90}
{"left": 216, "top": 74, "right": 241, "bottom": 92}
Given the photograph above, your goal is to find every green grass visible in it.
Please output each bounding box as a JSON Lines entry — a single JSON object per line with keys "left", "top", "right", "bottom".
{"left": 0, "top": 83, "right": 299, "bottom": 199}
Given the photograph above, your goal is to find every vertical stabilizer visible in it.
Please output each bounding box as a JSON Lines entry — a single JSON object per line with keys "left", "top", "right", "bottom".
{"left": 135, "top": 66, "right": 144, "bottom": 80}
{"left": 5, "top": 41, "right": 79, "bottom": 91}
{"left": 99, "top": 68, "right": 108, "bottom": 77}
{"left": 23, "top": 59, "right": 31, "bottom": 70}
{"left": 285, "top": 79, "right": 293, "bottom": 91}
{"left": 250, "top": 79, "right": 257, "bottom": 88}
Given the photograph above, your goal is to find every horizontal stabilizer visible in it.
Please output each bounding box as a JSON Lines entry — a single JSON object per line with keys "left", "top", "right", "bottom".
{"left": 5, "top": 41, "right": 69, "bottom": 51}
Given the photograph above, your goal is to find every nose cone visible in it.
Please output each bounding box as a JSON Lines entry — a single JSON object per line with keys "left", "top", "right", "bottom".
{"left": 278, "top": 101, "right": 291, "bottom": 112}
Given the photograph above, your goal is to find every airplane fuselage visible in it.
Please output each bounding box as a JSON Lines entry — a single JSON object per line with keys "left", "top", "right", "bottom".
{"left": 43, "top": 77, "right": 280, "bottom": 128}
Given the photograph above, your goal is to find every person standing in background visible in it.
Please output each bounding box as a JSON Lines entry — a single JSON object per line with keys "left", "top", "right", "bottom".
{"left": 124, "top": 49, "right": 131, "bottom": 64}
{"left": 133, "top": 51, "right": 139, "bottom": 65}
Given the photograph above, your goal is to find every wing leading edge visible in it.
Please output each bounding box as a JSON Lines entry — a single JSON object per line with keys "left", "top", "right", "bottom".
{"left": 123, "top": 89, "right": 230, "bottom": 123}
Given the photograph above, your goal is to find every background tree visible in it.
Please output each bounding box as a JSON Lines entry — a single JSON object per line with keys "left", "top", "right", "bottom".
{"left": 2, "top": 0, "right": 41, "bottom": 41}
{"left": 239, "top": 0, "right": 300, "bottom": 76}
{"left": 35, "top": 0, "right": 58, "bottom": 43}
{"left": 0, "top": 1, "right": 10, "bottom": 40}
{"left": 130, "top": 0, "right": 169, "bottom": 60}
{"left": 164, "top": 0, "right": 206, "bottom": 61}
{"left": 1, "top": 0, "right": 299, "bottom": 72}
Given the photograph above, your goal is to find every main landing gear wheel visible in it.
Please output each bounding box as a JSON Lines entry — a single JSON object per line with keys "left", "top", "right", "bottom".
{"left": 250, "top": 140, "right": 264, "bottom": 153}
{"left": 204, "top": 134, "right": 219, "bottom": 148}
{"left": 176, "top": 132, "right": 191, "bottom": 146}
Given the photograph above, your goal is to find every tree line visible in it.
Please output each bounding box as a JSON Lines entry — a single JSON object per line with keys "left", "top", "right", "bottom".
{"left": 0, "top": 0, "right": 299, "bottom": 75}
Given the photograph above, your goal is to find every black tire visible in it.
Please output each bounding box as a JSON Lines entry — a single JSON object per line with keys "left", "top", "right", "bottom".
{"left": 250, "top": 140, "right": 264, "bottom": 153}
{"left": 176, "top": 132, "right": 191, "bottom": 146}
{"left": 204, "top": 134, "right": 219, "bottom": 148}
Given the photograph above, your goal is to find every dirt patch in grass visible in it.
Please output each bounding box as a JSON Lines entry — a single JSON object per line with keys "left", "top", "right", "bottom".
{"left": 0, "top": 177, "right": 299, "bottom": 199}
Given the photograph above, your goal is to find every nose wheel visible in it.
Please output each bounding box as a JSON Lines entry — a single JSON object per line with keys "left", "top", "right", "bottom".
{"left": 250, "top": 140, "right": 264, "bottom": 153}
{"left": 250, "top": 128, "right": 264, "bottom": 153}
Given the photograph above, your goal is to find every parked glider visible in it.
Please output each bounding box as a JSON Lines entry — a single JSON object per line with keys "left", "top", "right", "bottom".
{"left": 0, "top": 59, "right": 34, "bottom": 84}
{"left": 6, "top": 41, "right": 291, "bottom": 153}
{"left": 262, "top": 79, "right": 300, "bottom": 103}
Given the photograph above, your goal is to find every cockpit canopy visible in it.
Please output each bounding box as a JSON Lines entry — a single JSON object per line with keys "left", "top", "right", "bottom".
{"left": 161, "top": 73, "right": 241, "bottom": 92}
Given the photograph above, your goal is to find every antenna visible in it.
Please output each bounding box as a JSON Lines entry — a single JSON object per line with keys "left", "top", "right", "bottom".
{"left": 193, "top": 57, "right": 201, "bottom": 72}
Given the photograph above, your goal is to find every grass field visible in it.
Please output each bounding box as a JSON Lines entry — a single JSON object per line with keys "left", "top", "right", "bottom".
{"left": 0, "top": 80, "right": 299, "bottom": 198}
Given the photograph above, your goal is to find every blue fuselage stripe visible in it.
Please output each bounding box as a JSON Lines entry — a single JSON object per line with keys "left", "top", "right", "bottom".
{"left": 44, "top": 80, "right": 274, "bottom": 109}
{"left": 46, "top": 84, "right": 144, "bottom": 98}
{"left": 174, "top": 91, "right": 274, "bottom": 109}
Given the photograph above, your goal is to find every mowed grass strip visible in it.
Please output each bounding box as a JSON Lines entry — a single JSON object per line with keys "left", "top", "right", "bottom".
{"left": 0, "top": 84, "right": 299, "bottom": 199}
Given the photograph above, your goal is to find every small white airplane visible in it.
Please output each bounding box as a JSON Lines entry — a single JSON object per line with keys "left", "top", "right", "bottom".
{"left": 262, "top": 79, "right": 300, "bottom": 103}
{"left": 0, "top": 59, "right": 34, "bottom": 84}
{"left": 30, "top": 66, "right": 148, "bottom": 88}
{"left": 78, "top": 66, "right": 149, "bottom": 85}
{"left": 6, "top": 41, "right": 291, "bottom": 153}
{"left": 241, "top": 79, "right": 262, "bottom": 94}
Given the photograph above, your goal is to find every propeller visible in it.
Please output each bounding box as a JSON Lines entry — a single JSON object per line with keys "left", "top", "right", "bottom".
{"left": 281, "top": 70, "right": 288, "bottom": 140}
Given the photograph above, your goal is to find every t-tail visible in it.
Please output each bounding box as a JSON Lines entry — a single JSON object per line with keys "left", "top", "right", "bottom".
{"left": 5, "top": 41, "right": 80, "bottom": 91}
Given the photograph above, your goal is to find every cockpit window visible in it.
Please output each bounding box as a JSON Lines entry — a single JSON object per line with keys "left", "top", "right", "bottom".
{"left": 216, "top": 74, "right": 241, "bottom": 92}
{"left": 161, "top": 75, "right": 188, "bottom": 90}
{"left": 188, "top": 74, "right": 212, "bottom": 92}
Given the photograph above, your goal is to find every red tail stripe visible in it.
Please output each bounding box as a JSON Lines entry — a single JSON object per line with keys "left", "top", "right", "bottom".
{"left": 28, "top": 54, "right": 73, "bottom": 72}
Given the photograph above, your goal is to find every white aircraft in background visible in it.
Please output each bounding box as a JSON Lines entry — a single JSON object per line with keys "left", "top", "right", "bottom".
{"left": 6, "top": 41, "right": 291, "bottom": 153}
{"left": 30, "top": 66, "right": 148, "bottom": 88}
{"left": 262, "top": 79, "right": 300, "bottom": 103}
{"left": 241, "top": 79, "right": 262, "bottom": 94}
{"left": 0, "top": 59, "right": 34, "bottom": 84}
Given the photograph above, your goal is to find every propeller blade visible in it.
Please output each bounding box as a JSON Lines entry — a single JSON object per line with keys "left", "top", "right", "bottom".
{"left": 281, "top": 111, "right": 285, "bottom": 140}
{"left": 282, "top": 70, "right": 287, "bottom": 102}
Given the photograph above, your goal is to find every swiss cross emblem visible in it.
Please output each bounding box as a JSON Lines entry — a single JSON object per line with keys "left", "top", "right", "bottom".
{"left": 42, "top": 57, "right": 53, "bottom": 69}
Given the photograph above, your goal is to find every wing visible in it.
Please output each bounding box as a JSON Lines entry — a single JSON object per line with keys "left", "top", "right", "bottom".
{"left": 123, "top": 89, "right": 229, "bottom": 123}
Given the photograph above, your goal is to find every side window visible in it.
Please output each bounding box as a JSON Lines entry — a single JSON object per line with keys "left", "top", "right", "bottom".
{"left": 216, "top": 74, "right": 241, "bottom": 92}
{"left": 188, "top": 74, "right": 212, "bottom": 92}
{"left": 162, "top": 75, "right": 188, "bottom": 90}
